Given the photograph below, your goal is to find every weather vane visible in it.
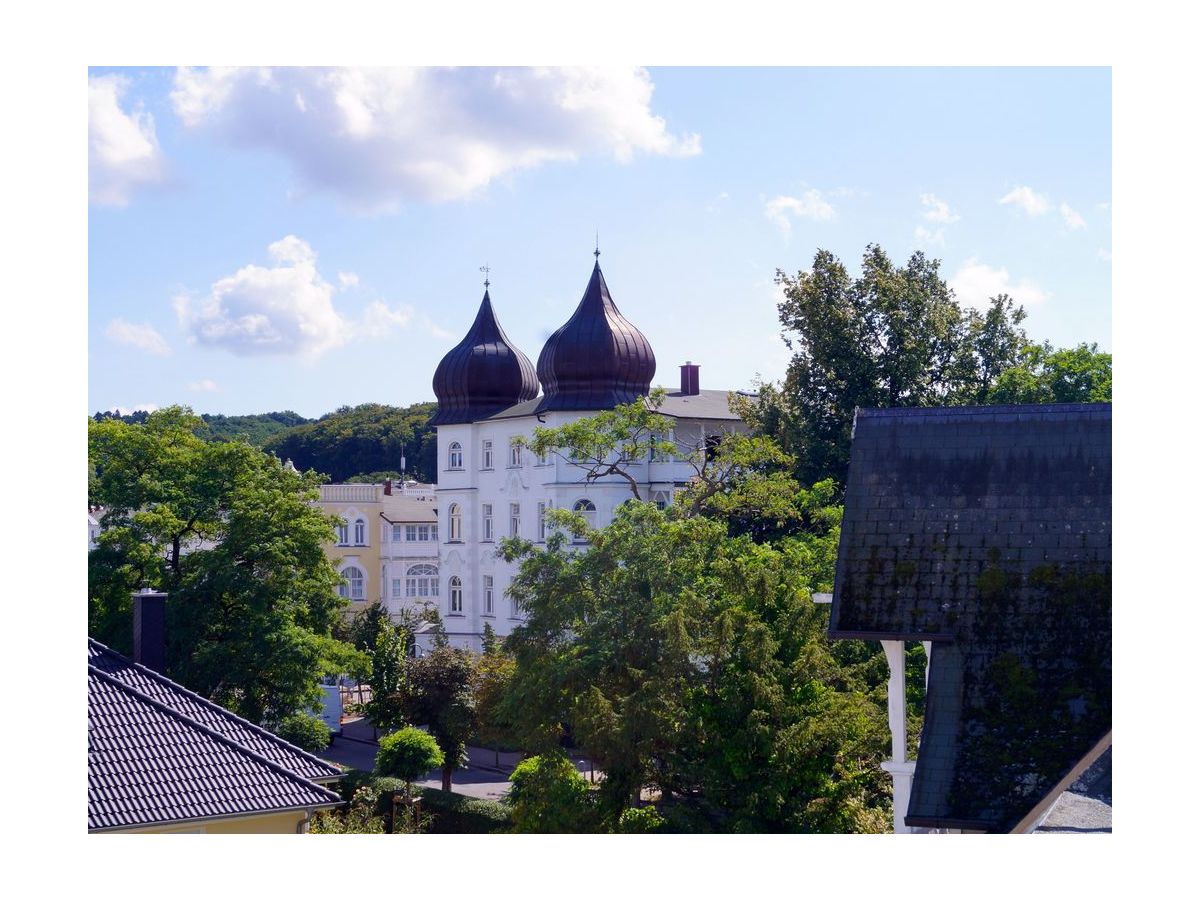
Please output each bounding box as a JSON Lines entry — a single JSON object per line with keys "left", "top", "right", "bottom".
{"left": 480, "top": 264, "right": 490, "bottom": 289}
{"left": 594, "top": 233, "right": 600, "bottom": 260}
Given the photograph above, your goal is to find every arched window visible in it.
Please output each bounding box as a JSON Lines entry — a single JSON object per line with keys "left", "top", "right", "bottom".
{"left": 448, "top": 442, "right": 463, "bottom": 469}
{"left": 354, "top": 518, "right": 366, "bottom": 545}
{"left": 449, "top": 576, "right": 463, "bottom": 614}
{"left": 573, "top": 498, "right": 596, "bottom": 541}
{"left": 339, "top": 566, "right": 365, "bottom": 601}
{"left": 448, "top": 503, "right": 462, "bottom": 541}
{"left": 406, "top": 564, "right": 439, "bottom": 598}
{"left": 652, "top": 490, "right": 669, "bottom": 511}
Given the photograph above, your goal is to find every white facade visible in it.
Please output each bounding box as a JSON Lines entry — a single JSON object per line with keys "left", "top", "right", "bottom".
{"left": 432, "top": 405, "right": 744, "bottom": 651}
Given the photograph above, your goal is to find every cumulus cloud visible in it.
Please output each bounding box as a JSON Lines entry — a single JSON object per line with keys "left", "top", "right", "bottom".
{"left": 998, "top": 185, "right": 1051, "bottom": 217}
{"left": 175, "top": 236, "right": 421, "bottom": 357}
{"left": 105, "top": 318, "right": 170, "bottom": 356}
{"left": 1060, "top": 203, "right": 1087, "bottom": 230}
{"left": 914, "top": 225, "right": 945, "bottom": 248}
{"left": 170, "top": 67, "right": 700, "bottom": 210}
{"left": 920, "top": 193, "right": 960, "bottom": 224}
{"left": 950, "top": 258, "right": 1050, "bottom": 312}
{"left": 337, "top": 271, "right": 360, "bottom": 289}
{"left": 187, "top": 378, "right": 219, "bottom": 392}
{"left": 89, "top": 75, "right": 166, "bottom": 206}
{"left": 765, "top": 190, "right": 835, "bottom": 234}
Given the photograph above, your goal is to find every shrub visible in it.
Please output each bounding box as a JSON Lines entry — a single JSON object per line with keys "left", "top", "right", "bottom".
{"left": 507, "top": 752, "right": 598, "bottom": 833}
{"left": 615, "top": 806, "right": 666, "bottom": 833}
{"left": 309, "top": 785, "right": 386, "bottom": 834}
{"left": 417, "top": 787, "right": 512, "bottom": 834}
{"left": 376, "top": 727, "right": 444, "bottom": 797}
{"left": 273, "top": 713, "right": 331, "bottom": 753}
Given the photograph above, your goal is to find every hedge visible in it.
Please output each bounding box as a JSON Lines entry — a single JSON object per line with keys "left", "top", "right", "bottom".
{"left": 416, "top": 786, "right": 512, "bottom": 834}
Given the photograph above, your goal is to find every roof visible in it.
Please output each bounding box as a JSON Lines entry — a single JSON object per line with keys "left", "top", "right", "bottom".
{"left": 88, "top": 640, "right": 343, "bottom": 831}
{"left": 380, "top": 494, "right": 438, "bottom": 523}
{"left": 828, "top": 403, "right": 1111, "bottom": 833}
{"left": 1033, "top": 747, "right": 1112, "bottom": 834}
{"left": 481, "top": 388, "right": 751, "bottom": 423}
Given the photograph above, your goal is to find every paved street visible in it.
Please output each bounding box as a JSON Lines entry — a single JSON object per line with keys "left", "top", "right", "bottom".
{"left": 318, "top": 718, "right": 597, "bottom": 801}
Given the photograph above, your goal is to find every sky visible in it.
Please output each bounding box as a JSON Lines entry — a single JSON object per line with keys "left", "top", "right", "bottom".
{"left": 88, "top": 67, "right": 1111, "bottom": 418}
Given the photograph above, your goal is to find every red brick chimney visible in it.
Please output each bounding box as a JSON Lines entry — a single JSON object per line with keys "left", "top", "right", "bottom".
{"left": 384, "top": 479, "right": 392, "bottom": 495}
{"left": 680, "top": 361, "right": 700, "bottom": 396}
{"left": 133, "top": 590, "right": 167, "bottom": 673}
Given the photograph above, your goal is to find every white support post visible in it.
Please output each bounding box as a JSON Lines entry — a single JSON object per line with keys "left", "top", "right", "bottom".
{"left": 880, "top": 639, "right": 916, "bottom": 834}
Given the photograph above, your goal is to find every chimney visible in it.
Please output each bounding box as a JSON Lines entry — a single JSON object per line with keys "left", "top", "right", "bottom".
{"left": 133, "top": 589, "right": 167, "bottom": 673}
{"left": 680, "top": 361, "right": 700, "bottom": 396}
{"left": 384, "top": 479, "right": 392, "bottom": 495}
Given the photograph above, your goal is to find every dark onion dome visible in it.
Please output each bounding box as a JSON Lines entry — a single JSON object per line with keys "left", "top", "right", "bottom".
{"left": 536, "top": 261, "right": 656, "bottom": 413}
{"left": 428, "top": 290, "right": 539, "bottom": 426}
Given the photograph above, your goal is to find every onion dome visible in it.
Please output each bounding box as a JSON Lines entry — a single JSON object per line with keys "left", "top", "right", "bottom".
{"left": 536, "top": 260, "right": 656, "bottom": 413}
{"left": 428, "top": 290, "right": 539, "bottom": 426}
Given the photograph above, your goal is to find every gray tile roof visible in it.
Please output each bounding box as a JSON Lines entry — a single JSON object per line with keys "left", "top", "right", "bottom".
{"left": 829, "top": 404, "right": 1112, "bottom": 833}
{"left": 88, "top": 641, "right": 343, "bottom": 832}
{"left": 88, "top": 639, "right": 341, "bottom": 783}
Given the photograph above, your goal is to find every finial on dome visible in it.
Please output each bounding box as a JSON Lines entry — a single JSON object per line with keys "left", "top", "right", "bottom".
{"left": 480, "top": 264, "right": 490, "bottom": 290}
{"left": 594, "top": 233, "right": 600, "bottom": 261}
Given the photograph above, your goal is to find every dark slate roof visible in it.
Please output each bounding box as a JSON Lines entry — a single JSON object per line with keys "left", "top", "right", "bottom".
{"left": 535, "top": 261, "right": 656, "bottom": 413}
{"left": 1033, "top": 747, "right": 1112, "bottom": 834}
{"left": 88, "top": 641, "right": 342, "bottom": 832}
{"left": 88, "top": 639, "right": 341, "bottom": 783}
{"left": 429, "top": 290, "right": 539, "bottom": 426}
{"left": 828, "top": 404, "right": 1112, "bottom": 833}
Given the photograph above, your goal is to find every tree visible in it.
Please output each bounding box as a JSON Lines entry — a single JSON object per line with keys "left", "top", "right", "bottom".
{"left": 88, "top": 406, "right": 354, "bottom": 724}
{"left": 507, "top": 752, "right": 597, "bottom": 833}
{"left": 309, "top": 784, "right": 387, "bottom": 834}
{"left": 365, "top": 619, "right": 409, "bottom": 733}
{"left": 987, "top": 342, "right": 1112, "bottom": 404}
{"left": 273, "top": 712, "right": 331, "bottom": 753}
{"left": 401, "top": 647, "right": 478, "bottom": 792}
{"left": 770, "top": 245, "right": 1029, "bottom": 485}
{"left": 376, "top": 727, "right": 444, "bottom": 801}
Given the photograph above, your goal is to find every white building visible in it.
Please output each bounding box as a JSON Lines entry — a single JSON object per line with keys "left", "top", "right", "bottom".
{"left": 427, "top": 258, "right": 749, "bottom": 651}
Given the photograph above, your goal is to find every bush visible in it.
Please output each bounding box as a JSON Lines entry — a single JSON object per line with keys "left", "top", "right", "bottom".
{"left": 416, "top": 787, "right": 512, "bottom": 834}
{"left": 507, "top": 752, "right": 598, "bottom": 833}
{"left": 376, "top": 727, "right": 444, "bottom": 793}
{"left": 615, "top": 806, "right": 666, "bottom": 833}
{"left": 309, "top": 785, "right": 385, "bottom": 834}
{"left": 273, "top": 713, "right": 331, "bottom": 753}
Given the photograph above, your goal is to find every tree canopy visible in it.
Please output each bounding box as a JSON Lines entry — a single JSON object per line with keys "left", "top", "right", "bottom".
{"left": 88, "top": 406, "right": 358, "bottom": 724}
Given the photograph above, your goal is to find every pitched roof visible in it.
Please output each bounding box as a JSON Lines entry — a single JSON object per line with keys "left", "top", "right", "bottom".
{"left": 88, "top": 639, "right": 342, "bottom": 783}
{"left": 829, "top": 404, "right": 1112, "bottom": 833}
{"left": 88, "top": 640, "right": 343, "bottom": 832}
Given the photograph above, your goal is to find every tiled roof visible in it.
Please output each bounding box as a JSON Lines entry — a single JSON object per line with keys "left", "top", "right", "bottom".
{"left": 88, "top": 641, "right": 343, "bottom": 832}
{"left": 88, "top": 639, "right": 341, "bottom": 782}
{"left": 829, "top": 404, "right": 1112, "bottom": 833}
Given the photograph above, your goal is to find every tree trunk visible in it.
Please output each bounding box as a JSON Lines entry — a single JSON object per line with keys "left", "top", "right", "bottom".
{"left": 441, "top": 764, "right": 453, "bottom": 793}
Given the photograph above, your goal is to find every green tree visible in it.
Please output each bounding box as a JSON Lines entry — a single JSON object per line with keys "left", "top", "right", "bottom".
{"left": 273, "top": 712, "right": 331, "bottom": 753}
{"left": 770, "top": 245, "right": 1029, "bottom": 485}
{"left": 507, "top": 752, "right": 597, "bottom": 833}
{"left": 376, "top": 727, "right": 444, "bottom": 801}
{"left": 987, "top": 342, "right": 1112, "bottom": 404}
{"left": 88, "top": 406, "right": 353, "bottom": 724}
{"left": 402, "top": 647, "right": 478, "bottom": 792}
{"left": 309, "top": 784, "right": 387, "bottom": 834}
{"left": 365, "top": 619, "right": 410, "bottom": 733}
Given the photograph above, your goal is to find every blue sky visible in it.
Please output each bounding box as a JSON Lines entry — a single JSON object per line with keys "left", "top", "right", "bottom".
{"left": 88, "top": 67, "right": 1111, "bottom": 418}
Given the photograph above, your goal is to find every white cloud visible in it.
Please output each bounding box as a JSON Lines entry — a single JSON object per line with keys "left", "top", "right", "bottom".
{"left": 107, "top": 404, "right": 159, "bottom": 415}
{"left": 175, "top": 236, "right": 422, "bottom": 357}
{"left": 186, "top": 378, "right": 219, "bottom": 392}
{"left": 765, "top": 191, "right": 835, "bottom": 235}
{"left": 920, "top": 193, "right": 960, "bottom": 224}
{"left": 105, "top": 318, "right": 170, "bottom": 356}
{"left": 89, "top": 75, "right": 165, "bottom": 206}
{"left": 1060, "top": 203, "right": 1087, "bottom": 230}
{"left": 950, "top": 258, "right": 1050, "bottom": 312}
{"left": 998, "top": 185, "right": 1051, "bottom": 217}
{"left": 914, "top": 225, "right": 945, "bottom": 248}
{"left": 337, "top": 271, "right": 360, "bottom": 289}
{"left": 170, "top": 67, "right": 700, "bottom": 210}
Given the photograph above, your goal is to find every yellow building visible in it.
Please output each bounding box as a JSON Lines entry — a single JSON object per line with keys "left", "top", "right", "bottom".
{"left": 318, "top": 480, "right": 439, "bottom": 620}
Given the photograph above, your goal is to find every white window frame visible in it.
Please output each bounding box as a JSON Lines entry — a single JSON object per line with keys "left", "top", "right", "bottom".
{"left": 448, "top": 442, "right": 464, "bottom": 470}
{"left": 340, "top": 566, "right": 365, "bottom": 601}
{"left": 481, "top": 439, "right": 494, "bottom": 470}
{"left": 509, "top": 502, "right": 520, "bottom": 538}
{"left": 483, "top": 574, "right": 494, "bottom": 616}
{"left": 509, "top": 442, "right": 522, "bottom": 468}
{"left": 482, "top": 503, "right": 493, "bottom": 541}
{"left": 448, "top": 503, "right": 462, "bottom": 542}
{"left": 573, "top": 499, "right": 596, "bottom": 541}
{"left": 537, "top": 501, "right": 547, "bottom": 541}
{"left": 449, "top": 576, "right": 463, "bottom": 615}
{"left": 336, "top": 521, "right": 349, "bottom": 545}
{"left": 354, "top": 518, "right": 366, "bottom": 546}
{"left": 405, "top": 564, "right": 438, "bottom": 598}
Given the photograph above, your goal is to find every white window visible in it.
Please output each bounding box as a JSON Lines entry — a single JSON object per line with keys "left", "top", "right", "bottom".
{"left": 537, "top": 501, "right": 548, "bottom": 541}
{"left": 573, "top": 499, "right": 596, "bottom": 541}
{"left": 406, "top": 523, "right": 432, "bottom": 542}
{"left": 448, "top": 503, "right": 462, "bottom": 541}
{"left": 449, "top": 576, "right": 463, "bottom": 614}
{"left": 652, "top": 490, "right": 669, "bottom": 511}
{"left": 448, "top": 442, "right": 463, "bottom": 470}
{"left": 510, "top": 502, "right": 520, "bottom": 537}
{"left": 339, "top": 566, "right": 365, "bottom": 601}
{"left": 483, "top": 575, "right": 494, "bottom": 615}
{"left": 392, "top": 523, "right": 404, "bottom": 543}
{"left": 482, "top": 503, "right": 493, "bottom": 541}
{"left": 405, "top": 524, "right": 417, "bottom": 541}
{"left": 510, "top": 584, "right": 520, "bottom": 619}
{"left": 392, "top": 578, "right": 403, "bottom": 598}
{"left": 509, "top": 442, "right": 522, "bottom": 467}
{"left": 536, "top": 448, "right": 550, "bottom": 466}
{"left": 354, "top": 518, "right": 366, "bottom": 546}
{"left": 481, "top": 439, "right": 494, "bottom": 470}
{"left": 336, "top": 521, "right": 349, "bottom": 545}
{"left": 406, "top": 564, "right": 438, "bottom": 598}
{"left": 431, "top": 524, "right": 439, "bottom": 541}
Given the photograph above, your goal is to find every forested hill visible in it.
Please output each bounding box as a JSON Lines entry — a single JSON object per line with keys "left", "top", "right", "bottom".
{"left": 91, "top": 402, "right": 440, "bottom": 483}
